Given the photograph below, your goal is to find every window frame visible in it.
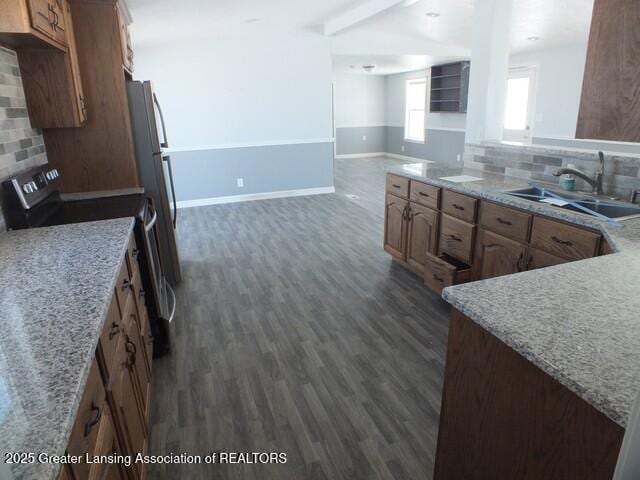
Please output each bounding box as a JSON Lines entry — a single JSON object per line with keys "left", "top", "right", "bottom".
{"left": 404, "top": 77, "right": 427, "bottom": 143}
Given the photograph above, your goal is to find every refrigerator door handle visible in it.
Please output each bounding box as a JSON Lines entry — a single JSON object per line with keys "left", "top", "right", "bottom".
{"left": 153, "top": 92, "right": 169, "bottom": 149}
{"left": 163, "top": 154, "right": 178, "bottom": 228}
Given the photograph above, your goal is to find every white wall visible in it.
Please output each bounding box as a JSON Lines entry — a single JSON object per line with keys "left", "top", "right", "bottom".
{"left": 133, "top": 29, "right": 334, "bottom": 150}
{"left": 510, "top": 44, "right": 588, "bottom": 140}
{"left": 385, "top": 69, "right": 467, "bottom": 131}
{"left": 333, "top": 73, "right": 386, "bottom": 127}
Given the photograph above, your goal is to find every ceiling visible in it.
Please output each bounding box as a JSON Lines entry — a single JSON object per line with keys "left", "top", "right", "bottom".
{"left": 127, "top": 0, "right": 595, "bottom": 71}
{"left": 332, "top": 54, "right": 462, "bottom": 75}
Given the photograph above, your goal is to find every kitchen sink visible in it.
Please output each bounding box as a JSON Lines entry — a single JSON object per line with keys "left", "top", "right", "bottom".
{"left": 503, "top": 186, "right": 640, "bottom": 221}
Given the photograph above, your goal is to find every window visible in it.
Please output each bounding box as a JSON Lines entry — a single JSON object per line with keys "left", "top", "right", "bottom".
{"left": 405, "top": 78, "right": 427, "bottom": 142}
{"left": 503, "top": 66, "right": 536, "bottom": 142}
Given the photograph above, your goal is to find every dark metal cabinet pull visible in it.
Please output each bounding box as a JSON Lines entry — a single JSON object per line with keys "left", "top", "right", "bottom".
{"left": 109, "top": 322, "right": 120, "bottom": 340}
{"left": 121, "top": 279, "right": 132, "bottom": 292}
{"left": 516, "top": 253, "right": 525, "bottom": 272}
{"left": 131, "top": 248, "right": 139, "bottom": 260}
{"left": 452, "top": 204, "right": 465, "bottom": 211}
{"left": 139, "top": 288, "right": 146, "bottom": 298}
{"left": 392, "top": 184, "right": 401, "bottom": 189}
{"left": 125, "top": 337, "right": 137, "bottom": 366}
{"left": 551, "top": 236, "right": 573, "bottom": 247}
{"left": 419, "top": 192, "right": 430, "bottom": 198}
{"left": 84, "top": 402, "right": 102, "bottom": 437}
{"left": 496, "top": 217, "right": 512, "bottom": 226}
{"left": 449, "top": 234, "right": 462, "bottom": 242}
{"left": 433, "top": 274, "right": 444, "bottom": 283}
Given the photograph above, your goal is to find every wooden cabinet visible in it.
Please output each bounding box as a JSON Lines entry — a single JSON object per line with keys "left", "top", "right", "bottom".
{"left": 576, "top": 0, "right": 640, "bottom": 142}
{"left": 386, "top": 174, "right": 410, "bottom": 199}
{"left": 4, "top": 0, "right": 87, "bottom": 128}
{"left": 531, "top": 217, "right": 601, "bottom": 260}
{"left": 117, "top": 3, "right": 134, "bottom": 73}
{"left": 527, "top": 248, "right": 568, "bottom": 270}
{"left": 441, "top": 190, "right": 478, "bottom": 223}
{"left": 62, "top": 233, "right": 152, "bottom": 480}
{"left": 0, "top": 0, "right": 66, "bottom": 49}
{"left": 410, "top": 181, "right": 440, "bottom": 210}
{"left": 439, "top": 214, "right": 476, "bottom": 264}
{"left": 424, "top": 253, "right": 471, "bottom": 295}
{"left": 384, "top": 194, "right": 409, "bottom": 260}
{"left": 407, "top": 203, "right": 439, "bottom": 272}
{"left": 479, "top": 201, "right": 532, "bottom": 243}
{"left": 475, "top": 230, "right": 527, "bottom": 280}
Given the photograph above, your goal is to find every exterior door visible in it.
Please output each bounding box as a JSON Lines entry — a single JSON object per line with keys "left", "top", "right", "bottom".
{"left": 476, "top": 230, "right": 527, "bottom": 280}
{"left": 407, "top": 203, "right": 439, "bottom": 271}
{"left": 503, "top": 66, "right": 537, "bottom": 142}
{"left": 384, "top": 195, "right": 409, "bottom": 260}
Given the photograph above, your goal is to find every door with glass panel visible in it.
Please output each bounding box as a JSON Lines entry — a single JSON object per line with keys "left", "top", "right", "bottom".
{"left": 503, "top": 66, "right": 537, "bottom": 142}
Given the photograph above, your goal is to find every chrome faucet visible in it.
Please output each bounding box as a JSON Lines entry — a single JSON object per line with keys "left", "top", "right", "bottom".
{"left": 553, "top": 151, "right": 605, "bottom": 196}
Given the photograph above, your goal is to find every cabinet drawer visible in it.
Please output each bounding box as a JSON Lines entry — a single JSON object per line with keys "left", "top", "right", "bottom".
{"left": 410, "top": 181, "right": 440, "bottom": 209}
{"left": 99, "top": 296, "right": 123, "bottom": 382}
{"left": 66, "top": 359, "right": 106, "bottom": 480}
{"left": 531, "top": 217, "right": 601, "bottom": 260}
{"left": 114, "top": 258, "right": 132, "bottom": 316}
{"left": 439, "top": 214, "right": 476, "bottom": 264}
{"left": 527, "top": 248, "right": 569, "bottom": 270}
{"left": 442, "top": 190, "right": 478, "bottom": 223}
{"left": 424, "top": 253, "right": 471, "bottom": 295}
{"left": 386, "top": 174, "right": 410, "bottom": 199}
{"left": 480, "top": 202, "right": 532, "bottom": 243}
{"left": 126, "top": 237, "right": 141, "bottom": 280}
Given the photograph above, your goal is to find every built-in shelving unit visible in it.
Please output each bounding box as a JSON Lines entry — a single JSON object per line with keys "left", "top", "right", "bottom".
{"left": 430, "top": 61, "right": 470, "bottom": 113}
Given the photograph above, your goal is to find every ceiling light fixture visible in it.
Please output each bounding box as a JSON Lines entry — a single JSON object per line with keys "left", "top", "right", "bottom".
{"left": 425, "top": 12, "right": 440, "bottom": 17}
{"left": 362, "top": 65, "right": 376, "bottom": 73}
{"left": 527, "top": 36, "right": 540, "bottom": 41}
{"left": 245, "top": 18, "right": 260, "bottom": 23}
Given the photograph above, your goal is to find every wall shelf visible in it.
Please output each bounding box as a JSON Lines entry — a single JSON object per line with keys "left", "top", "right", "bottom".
{"left": 430, "top": 61, "right": 470, "bottom": 113}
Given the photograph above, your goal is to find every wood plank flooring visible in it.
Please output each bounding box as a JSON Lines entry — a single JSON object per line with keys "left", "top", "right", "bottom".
{"left": 148, "top": 156, "right": 451, "bottom": 480}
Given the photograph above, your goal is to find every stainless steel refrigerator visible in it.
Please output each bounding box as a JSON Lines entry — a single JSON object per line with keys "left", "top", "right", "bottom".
{"left": 127, "top": 80, "right": 182, "bottom": 286}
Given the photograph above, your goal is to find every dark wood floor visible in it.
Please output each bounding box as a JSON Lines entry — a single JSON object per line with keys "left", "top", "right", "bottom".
{"left": 148, "top": 156, "right": 451, "bottom": 480}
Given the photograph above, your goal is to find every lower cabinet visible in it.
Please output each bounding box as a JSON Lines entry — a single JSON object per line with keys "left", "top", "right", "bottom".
{"left": 474, "top": 229, "right": 527, "bottom": 280}
{"left": 384, "top": 194, "right": 409, "bottom": 260}
{"left": 407, "top": 202, "right": 439, "bottom": 272}
{"left": 527, "top": 248, "right": 569, "bottom": 270}
{"left": 60, "top": 234, "right": 152, "bottom": 480}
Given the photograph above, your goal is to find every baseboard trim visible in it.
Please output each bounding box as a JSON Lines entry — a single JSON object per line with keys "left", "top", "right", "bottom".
{"left": 334, "top": 152, "right": 386, "bottom": 159}
{"left": 386, "top": 153, "right": 434, "bottom": 163}
{"left": 176, "top": 186, "right": 336, "bottom": 209}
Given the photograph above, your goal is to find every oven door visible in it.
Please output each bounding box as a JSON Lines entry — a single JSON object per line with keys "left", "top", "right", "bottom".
{"left": 143, "top": 201, "right": 170, "bottom": 320}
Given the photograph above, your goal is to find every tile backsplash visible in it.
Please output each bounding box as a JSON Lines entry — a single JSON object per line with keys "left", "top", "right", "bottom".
{"left": 0, "top": 46, "right": 48, "bottom": 232}
{"left": 464, "top": 142, "right": 640, "bottom": 200}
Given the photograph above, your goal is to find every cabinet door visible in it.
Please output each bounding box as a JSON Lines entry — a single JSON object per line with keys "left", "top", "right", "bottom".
{"left": 125, "top": 310, "right": 151, "bottom": 422}
{"left": 407, "top": 203, "right": 439, "bottom": 272}
{"left": 62, "top": 0, "right": 87, "bottom": 123}
{"left": 384, "top": 194, "right": 409, "bottom": 260}
{"left": 117, "top": 4, "right": 134, "bottom": 73}
{"left": 475, "top": 230, "right": 527, "bottom": 280}
{"left": 86, "top": 405, "right": 128, "bottom": 480}
{"left": 527, "top": 248, "right": 568, "bottom": 270}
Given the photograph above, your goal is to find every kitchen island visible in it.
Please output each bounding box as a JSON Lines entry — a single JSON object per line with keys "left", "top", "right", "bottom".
{"left": 385, "top": 162, "right": 640, "bottom": 479}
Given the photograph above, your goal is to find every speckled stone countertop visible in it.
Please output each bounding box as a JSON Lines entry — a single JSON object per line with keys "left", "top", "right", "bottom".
{"left": 389, "top": 162, "right": 640, "bottom": 428}
{"left": 0, "top": 218, "right": 134, "bottom": 480}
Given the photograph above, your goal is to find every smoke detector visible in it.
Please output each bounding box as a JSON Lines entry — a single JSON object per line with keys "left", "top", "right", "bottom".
{"left": 362, "top": 65, "right": 376, "bottom": 73}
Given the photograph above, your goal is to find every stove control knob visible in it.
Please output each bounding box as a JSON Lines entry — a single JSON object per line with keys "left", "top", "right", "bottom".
{"left": 45, "top": 171, "right": 53, "bottom": 181}
{"left": 22, "top": 183, "right": 33, "bottom": 194}
{"left": 52, "top": 169, "right": 59, "bottom": 178}
{"left": 29, "top": 181, "right": 38, "bottom": 191}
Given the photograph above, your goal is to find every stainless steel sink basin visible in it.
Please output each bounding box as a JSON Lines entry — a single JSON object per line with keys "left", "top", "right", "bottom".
{"left": 503, "top": 186, "right": 640, "bottom": 221}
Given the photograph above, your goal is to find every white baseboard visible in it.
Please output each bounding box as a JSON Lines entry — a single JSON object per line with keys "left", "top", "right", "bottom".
{"left": 176, "top": 186, "right": 336, "bottom": 209}
{"left": 386, "top": 153, "right": 434, "bottom": 163}
{"left": 334, "top": 152, "right": 386, "bottom": 159}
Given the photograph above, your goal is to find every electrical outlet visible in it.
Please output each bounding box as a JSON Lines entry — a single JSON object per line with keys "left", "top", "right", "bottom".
{"left": 237, "top": 178, "right": 244, "bottom": 188}
{"left": 362, "top": 135, "right": 367, "bottom": 141}
{"left": 401, "top": 145, "right": 405, "bottom": 152}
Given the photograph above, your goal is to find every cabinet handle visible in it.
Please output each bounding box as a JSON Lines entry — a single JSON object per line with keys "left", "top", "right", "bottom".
{"left": 433, "top": 274, "right": 444, "bottom": 283}
{"left": 516, "top": 253, "right": 525, "bottom": 272}
{"left": 139, "top": 288, "right": 146, "bottom": 298}
{"left": 452, "top": 204, "right": 465, "bottom": 211}
{"left": 125, "top": 337, "right": 137, "bottom": 366}
{"left": 392, "top": 184, "right": 401, "bottom": 189}
{"left": 449, "top": 234, "right": 462, "bottom": 242}
{"left": 496, "top": 217, "right": 512, "bottom": 226}
{"left": 402, "top": 205, "right": 410, "bottom": 221}
{"left": 109, "top": 321, "right": 120, "bottom": 340}
{"left": 84, "top": 402, "right": 102, "bottom": 437}
{"left": 121, "top": 279, "right": 132, "bottom": 292}
{"left": 131, "top": 248, "right": 140, "bottom": 260}
{"left": 551, "top": 236, "right": 573, "bottom": 247}
{"left": 419, "top": 192, "right": 430, "bottom": 198}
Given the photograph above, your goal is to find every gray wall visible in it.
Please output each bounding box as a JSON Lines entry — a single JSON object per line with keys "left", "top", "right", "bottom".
{"left": 335, "top": 126, "right": 386, "bottom": 155}
{"left": 170, "top": 142, "right": 334, "bottom": 202}
{"left": 0, "top": 47, "right": 48, "bottom": 231}
{"left": 386, "top": 127, "right": 466, "bottom": 163}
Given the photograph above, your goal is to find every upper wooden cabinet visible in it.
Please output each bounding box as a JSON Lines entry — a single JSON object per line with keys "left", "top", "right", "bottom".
{"left": 117, "top": 2, "right": 134, "bottom": 73}
{"left": 2, "top": 0, "right": 87, "bottom": 128}
{"left": 576, "top": 0, "right": 640, "bottom": 142}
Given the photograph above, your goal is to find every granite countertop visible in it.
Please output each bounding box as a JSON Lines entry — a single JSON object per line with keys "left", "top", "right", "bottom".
{"left": 0, "top": 218, "right": 135, "bottom": 480}
{"left": 389, "top": 162, "right": 640, "bottom": 428}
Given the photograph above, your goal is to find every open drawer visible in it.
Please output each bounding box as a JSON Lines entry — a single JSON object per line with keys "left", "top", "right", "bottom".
{"left": 424, "top": 252, "right": 471, "bottom": 295}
